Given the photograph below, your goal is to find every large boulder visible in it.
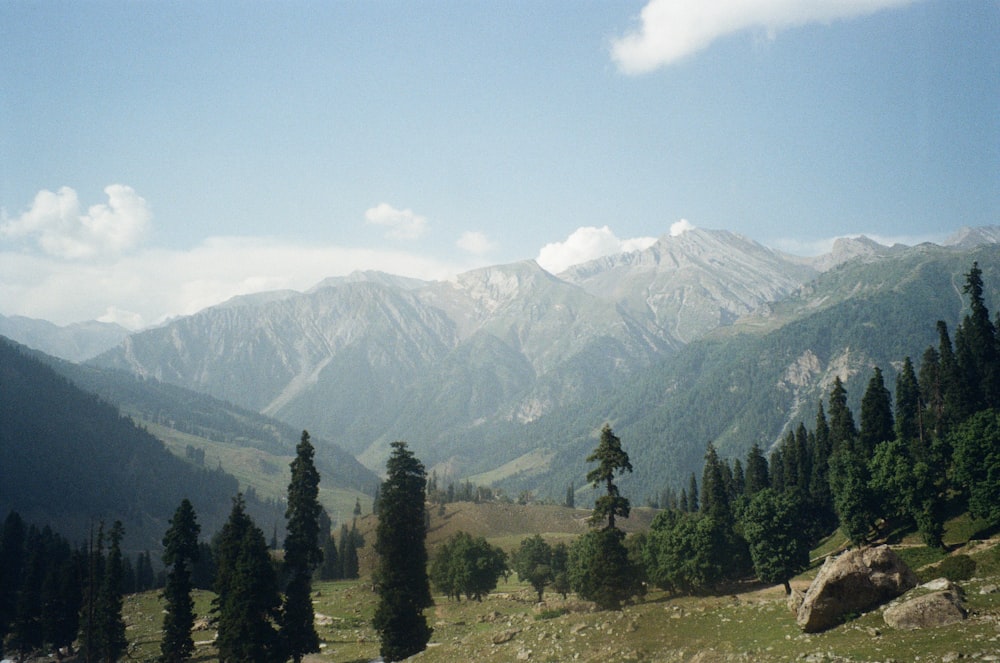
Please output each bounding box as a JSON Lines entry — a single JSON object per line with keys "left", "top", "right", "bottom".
{"left": 883, "top": 579, "right": 967, "bottom": 630}
{"left": 797, "top": 545, "right": 918, "bottom": 633}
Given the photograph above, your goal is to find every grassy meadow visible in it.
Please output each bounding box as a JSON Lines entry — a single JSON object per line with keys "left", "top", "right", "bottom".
{"left": 115, "top": 503, "right": 1000, "bottom": 663}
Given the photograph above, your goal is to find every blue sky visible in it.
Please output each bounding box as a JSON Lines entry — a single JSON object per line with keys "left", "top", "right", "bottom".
{"left": 1, "top": 0, "right": 997, "bottom": 328}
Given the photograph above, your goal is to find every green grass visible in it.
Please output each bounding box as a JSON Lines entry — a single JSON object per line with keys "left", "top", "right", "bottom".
{"left": 120, "top": 539, "right": 1000, "bottom": 663}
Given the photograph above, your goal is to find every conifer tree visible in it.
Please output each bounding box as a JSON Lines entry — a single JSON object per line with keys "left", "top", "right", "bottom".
{"left": 586, "top": 424, "right": 633, "bottom": 530}
{"left": 859, "top": 367, "right": 894, "bottom": 456}
{"left": 213, "top": 495, "right": 281, "bottom": 663}
{"left": 95, "top": 521, "right": 127, "bottom": 663}
{"left": 827, "top": 376, "right": 858, "bottom": 452}
{"left": 282, "top": 431, "right": 323, "bottom": 663}
{"left": 744, "top": 443, "right": 770, "bottom": 497}
{"left": 160, "top": 499, "right": 201, "bottom": 663}
{"left": 686, "top": 473, "right": 699, "bottom": 512}
{"left": 895, "top": 357, "right": 923, "bottom": 453}
{"left": 959, "top": 262, "right": 1000, "bottom": 408}
{"left": 372, "top": 441, "right": 432, "bottom": 662}
{"left": 739, "top": 488, "right": 811, "bottom": 595}
{"left": 569, "top": 424, "right": 640, "bottom": 610}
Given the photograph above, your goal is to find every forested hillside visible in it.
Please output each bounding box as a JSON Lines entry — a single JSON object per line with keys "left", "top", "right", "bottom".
{"left": 482, "top": 244, "right": 1000, "bottom": 502}
{"left": 33, "top": 354, "right": 379, "bottom": 497}
{"left": 0, "top": 336, "right": 283, "bottom": 551}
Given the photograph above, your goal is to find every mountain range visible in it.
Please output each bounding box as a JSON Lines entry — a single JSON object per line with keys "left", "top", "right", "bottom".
{"left": 5, "top": 225, "right": 999, "bottom": 507}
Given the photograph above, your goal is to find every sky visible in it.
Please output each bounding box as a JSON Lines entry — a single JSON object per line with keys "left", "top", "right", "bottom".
{"left": 1, "top": 0, "right": 998, "bottom": 329}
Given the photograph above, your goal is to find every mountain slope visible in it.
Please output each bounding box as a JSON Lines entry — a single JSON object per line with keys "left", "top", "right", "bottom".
{"left": 0, "top": 336, "right": 283, "bottom": 551}
{"left": 560, "top": 228, "right": 817, "bottom": 344}
{"left": 512, "top": 243, "right": 1000, "bottom": 501}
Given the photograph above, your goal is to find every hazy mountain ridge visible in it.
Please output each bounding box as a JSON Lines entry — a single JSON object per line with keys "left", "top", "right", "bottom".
{"left": 82, "top": 227, "right": 1000, "bottom": 498}
{"left": 0, "top": 314, "right": 129, "bottom": 362}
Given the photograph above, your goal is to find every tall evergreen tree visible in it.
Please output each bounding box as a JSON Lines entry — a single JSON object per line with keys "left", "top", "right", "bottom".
{"left": 372, "top": 441, "right": 432, "bottom": 662}
{"left": 809, "top": 401, "right": 833, "bottom": 511}
{"left": 859, "top": 367, "right": 894, "bottom": 456}
{"left": 744, "top": 443, "right": 770, "bottom": 497}
{"left": 827, "top": 376, "right": 858, "bottom": 452}
{"left": 282, "top": 431, "right": 324, "bottom": 663}
{"left": 895, "top": 357, "right": 923, "bottom": 453}
{"left": 94, "top": 521, "right": 127, "bottom": 663}
{"left": 213, "top": 494, "right": 281, "bottom": 663}
{"left": 570, "top": 425, "right": 640, "bottom": 609}
{"left": 160, "top": 499, "right": 201, "bottom": 663}
{"left": 700, "top": 443, "right": 731, "bottom": 524}
{"left": 959, "top": 261, "right": 1000, "bottom": 408}
{"left": 586, "top": 424, "right": 633, "bottom": 530}
{"left": 686, "top": 473, "right": 699, "bottom": 513}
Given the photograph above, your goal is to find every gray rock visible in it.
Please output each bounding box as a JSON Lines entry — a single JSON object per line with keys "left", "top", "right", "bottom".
{"left": 796, "top": 545, "right": 919, "bottom": 633}
{"left": 883, "top": 589, "right": 966, "bottom": 630}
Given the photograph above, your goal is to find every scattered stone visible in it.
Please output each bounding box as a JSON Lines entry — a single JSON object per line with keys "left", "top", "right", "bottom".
{"left": 940, "top": 652, "right": 961, "bottom": 662}
{"left": 797, "top": 545, "right": 918, "bottom": 633}
{"left": 570, "top": 622, "right": 588, "bottom": 635}
{"left": 883, "top": 588, "right": 966, "bottom": 630}
{"left": 492, "top": 628, "right": 520, "bottom": 644}
{"left": 980, "top": 584, "right": 999, "bottom": 595}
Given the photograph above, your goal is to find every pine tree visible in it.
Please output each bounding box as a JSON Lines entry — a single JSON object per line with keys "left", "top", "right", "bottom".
{"left": 895, "top": 357, "right": 923, "bottom": 453}
{"left": 827, "top": 376, "right": 858, "bottom": 452}
{"left": 859, "top": 367, "right": 894, "bottom": 456}
{"left": 586, "top": 424, "right": 633, "bottom": 530}
{"left": 570, "top": 424, "right": 640, "bottom": 609}
{"left": 95, "top": 521, "right": 127, "bottom": 663}
{"left": 564, "top": 482, "right": 575, "bottom": 508}
{"left": 686, "top": 473, "right": 699, "bottom": 512}
{"left": 282, "top": 430, "right": 324, "bottom": 663}
{"left": 958, "top": 261, "right": 999, "bottom": 409}
{"left": 213, "top": 495, "right": 281, "bottom": 663}
{"left": 372, "top": 441, "right": 432, "bottom": 662}
{"left": 744, "top": 443, "right": 770, "bottom": 497}
{"left": 160, "top": 499, "right": 201, "bottom": 663}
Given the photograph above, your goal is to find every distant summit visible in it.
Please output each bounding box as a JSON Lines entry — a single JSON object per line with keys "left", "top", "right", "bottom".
{"left": 944, "top": 225, "right": 1000, "bottom": 250}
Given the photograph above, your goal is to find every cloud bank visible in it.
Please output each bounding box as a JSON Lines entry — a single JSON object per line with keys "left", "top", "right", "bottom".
{"left": 536, "top": 225, "right": 658, "bottom": 274}
{"left": 611, "top": 0, "right": 917, "bottom": 74}
{"left": 0, "top": 185, "right": 151, "bottom": 259}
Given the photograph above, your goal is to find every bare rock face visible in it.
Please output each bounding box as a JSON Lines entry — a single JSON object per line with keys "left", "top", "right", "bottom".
{"left": 797, "top": 545, "right": 919, "bottom": 633}
{"left": 883, "top": 580, "right": 967, "bottom": 630}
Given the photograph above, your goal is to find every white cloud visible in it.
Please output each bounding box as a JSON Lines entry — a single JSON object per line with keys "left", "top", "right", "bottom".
{"left": 0, "top": 236, "right": 464, "bottom": 329}
{"left": 610, "top": 0, "right": 917, "bottom": 74}
{"left": 670, "top": 218, "right": 696, "bottom": 236}
{"left": 0, "top": 185, "right": 151, "bottom": 259}
{"left": 456, "top": 231, "right": 496, "bottom": 255}
{"left": 536, "top": 226, "right": 658, "bottom": 274}
{"left": 364, "top": 202, "right": 428, "bottom": 240}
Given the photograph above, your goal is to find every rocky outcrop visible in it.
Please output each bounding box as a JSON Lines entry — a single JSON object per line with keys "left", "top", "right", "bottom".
{"left": 796, "top": 546, "right": 918, "bottom": 633}
{"left": 883, "top": 579, "right": 967, "bottom": 630}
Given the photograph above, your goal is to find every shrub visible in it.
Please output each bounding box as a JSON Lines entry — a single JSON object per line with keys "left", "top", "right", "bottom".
{"left": 935, "top": 554, "right": 976, "bottom": 582}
